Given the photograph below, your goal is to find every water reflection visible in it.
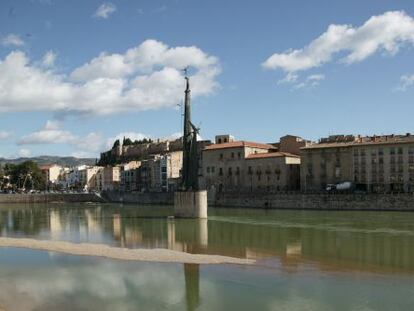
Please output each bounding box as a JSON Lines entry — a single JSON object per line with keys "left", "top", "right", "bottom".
{"left": 1, "top": 204, "right": 414, "bottom": 273}
{"left": 184, "top": 264, "right": 200, "bottom": 311}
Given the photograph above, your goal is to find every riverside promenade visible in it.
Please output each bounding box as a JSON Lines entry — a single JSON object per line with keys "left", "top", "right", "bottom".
{"left": 2, "top": 191, "right": 414, "bottom": 211}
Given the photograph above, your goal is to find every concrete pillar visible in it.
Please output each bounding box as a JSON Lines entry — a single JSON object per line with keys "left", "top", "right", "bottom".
{"left": 174, "top": 190, "right": 208, "bottom": 218}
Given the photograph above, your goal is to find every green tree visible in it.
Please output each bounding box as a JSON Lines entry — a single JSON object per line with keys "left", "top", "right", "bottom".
{"left": 5, "top": 161, "right": 45, "bottom": 190}
{"left": 112, "top": 139, "right": 120, "bottom": 148}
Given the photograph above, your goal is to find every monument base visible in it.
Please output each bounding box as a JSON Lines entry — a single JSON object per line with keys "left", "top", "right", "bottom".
{"left": 174, "top": 190, "right": 208, "bottom": 219}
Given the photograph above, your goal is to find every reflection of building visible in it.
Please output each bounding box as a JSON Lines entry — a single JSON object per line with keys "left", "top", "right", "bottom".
{"left": 301, "top": 134, "right": 414, "bottom": 192}
{"left": 201, "top": 135, "right": 301, "bottom": 192}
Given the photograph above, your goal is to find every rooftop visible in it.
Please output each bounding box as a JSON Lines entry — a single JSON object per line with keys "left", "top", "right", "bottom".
{"left": 302, "top": 134, "right": 414, "bottom": 150}
{"left": 204, "top": 141, "right": 277, "bottom": 151}
{"left": 245, "top": 152, "right": 300, "bottom": 159}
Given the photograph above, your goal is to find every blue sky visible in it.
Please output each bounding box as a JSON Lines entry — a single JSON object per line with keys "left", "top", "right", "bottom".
{"left": 0, "top": 0, "right": 414, "bottom": 158}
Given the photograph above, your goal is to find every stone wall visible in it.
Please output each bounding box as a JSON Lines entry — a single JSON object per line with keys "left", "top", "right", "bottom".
{"left": 213, "top": 192, "right": 414, "bottom": 211}
{"left": 0, "top": 193, "right": 105, "bottom": 204}
{"left": 102, "top": 191, "right": 174, "bottom": 205}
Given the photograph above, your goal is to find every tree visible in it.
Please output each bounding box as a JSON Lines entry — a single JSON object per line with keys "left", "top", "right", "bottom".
{"left": 123, "top": 137, "right": 133, "bottom": 146}
{"left": 5, "top": 161, "right": 45, "bottom": 190}
{"left": 112, "top": 139, "right": 120, "bottom": 148}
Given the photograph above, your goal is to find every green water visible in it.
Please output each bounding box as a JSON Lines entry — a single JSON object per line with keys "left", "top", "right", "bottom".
{"left": 0, "top": 203, "right": 414, "bottom": 310}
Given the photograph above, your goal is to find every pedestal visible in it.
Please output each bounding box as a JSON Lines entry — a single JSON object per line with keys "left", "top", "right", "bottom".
{"left": 174, "top": 190, "right": 208, "bottom": 219}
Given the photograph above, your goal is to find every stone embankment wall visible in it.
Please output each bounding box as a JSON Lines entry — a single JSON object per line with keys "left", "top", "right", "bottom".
{"left": 102, "top": 191, "right": 173, "bottom": 205}
{"left": 213, "top": 192, "right": 414, "bottom": 211}
{"left": 0, "top": 193, "right": 105, "bottom": 204}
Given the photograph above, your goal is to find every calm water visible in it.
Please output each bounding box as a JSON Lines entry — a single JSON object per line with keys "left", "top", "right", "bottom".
{"left": 0, "top": 203, "right": 414, "bottom": 310}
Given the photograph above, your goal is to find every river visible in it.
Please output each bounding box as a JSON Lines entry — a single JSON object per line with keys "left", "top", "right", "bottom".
{"left": 0, "top": 203, "right": 413, "bottom": 310}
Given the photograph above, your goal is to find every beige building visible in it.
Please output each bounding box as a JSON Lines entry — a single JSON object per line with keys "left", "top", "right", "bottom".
{"left": 99, "top": 138, "right": 183, "bottom": 165}
{"left": 40, "top": 164, "right": 63, "bottom": 184}
{"left": 201, "top": 136, "right": 301, "bottom": 193}
{"left": 78, "top": 166, "right": 101, "bottom": 191}
{"left": 120, "top": 161, "right": 141, "bottom": 192}
{"left": 301, "top": 134, "right": 414, "bottom": 192}
{"left": 101, "top": 166, "right": 121, "bottom": 191}
{"left": 140, "top": 151, "right": 183, "bottom": 192}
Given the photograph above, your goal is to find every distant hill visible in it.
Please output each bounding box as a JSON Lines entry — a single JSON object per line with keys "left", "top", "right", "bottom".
{"left": 0, "top": 156, "right": 96, "bottom": 167}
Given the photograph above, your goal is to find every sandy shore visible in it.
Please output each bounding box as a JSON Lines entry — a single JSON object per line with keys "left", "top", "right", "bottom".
{"left": 0, "top": 237, "right": 254, "bottom": 265}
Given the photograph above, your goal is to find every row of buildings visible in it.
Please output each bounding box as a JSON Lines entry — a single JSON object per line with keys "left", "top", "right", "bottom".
{"left": 40, "top": 151, "right": 183, "bottom": 193}
{"left": 41, "top": 132, "right": 414, "bottom": 193}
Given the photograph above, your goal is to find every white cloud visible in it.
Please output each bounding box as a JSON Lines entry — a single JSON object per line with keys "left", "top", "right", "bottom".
{"left": 18, "top": 148, "right": 31, "bottom": 157}
{"left": 0, "top": 40, "right": 220, "bottom": 116}
{"left": 277, "top": 72, "right": 298, "bottom": 85}
{"left": 278, "top": 73, "right": 325, "bottom": 90}
{"left": 42, "top": 50, "right": 57, "bottom": 67}
{"left": 18, "top": 121, "right": 102, "bottom": 157}
{"left": 397, "top": 74, "right": 414, "bottom": 91}
{"left": 263, "top": 11, "right": 414, "bottom": 72}
{"left": 306, "top": 74, "right": 325, "bottom": 87}
{"left": 2, "top": 34, "right": 24, "bottom": 47}
{"left": 18, "top": 122, "right": 181, "bottom": 157}
{"left": 94, "top": 3, "right": 117, "bottom": 19}
{"left": 0, "top": 131, "right": 12, "bottom": 140}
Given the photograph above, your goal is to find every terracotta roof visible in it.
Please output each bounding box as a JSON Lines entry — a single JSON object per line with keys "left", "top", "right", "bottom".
{"left": 204, "top": 141, "right": 276, "bottom": 151}
{"left": 302, "top": 136, "right": 414, "bottom": 150}
{"left": 39, "top": 164, "right": 57, "bottom": 170}
{"left": 246, "top": 152, "right": 299, "bottom": 159}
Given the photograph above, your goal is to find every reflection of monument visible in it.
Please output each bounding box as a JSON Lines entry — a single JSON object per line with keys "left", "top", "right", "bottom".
{"left": 184, "top": 264, "right": 200, "bottom": 311}
{"left": 174, "top": 73, "right": 208, "bottom": 219}
{"left": 167, "top": 219, "right": 209, "bottom": 251}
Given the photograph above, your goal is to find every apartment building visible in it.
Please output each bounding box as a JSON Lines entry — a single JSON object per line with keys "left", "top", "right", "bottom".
{"left": 301, "top": 134, "right": 414, "bottom": 192}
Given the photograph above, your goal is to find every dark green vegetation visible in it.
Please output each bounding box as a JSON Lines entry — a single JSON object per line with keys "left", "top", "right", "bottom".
{"left": 0, "top": 161, "right": 45, "bottom": 190}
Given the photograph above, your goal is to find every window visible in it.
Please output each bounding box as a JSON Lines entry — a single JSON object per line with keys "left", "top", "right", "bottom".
{"left": 231, "top": 152, "right": 234, "bottom": 159}
{"left": 219, "top": 153, "right": 223, "bottom": 160}
{"left": 212, "top": 166, "right": 215, "bottom": 173}
{"left": 219, "top": 168, "right": 223, "bottom": 176}
{"left": 238, "top": 152, "right": 241, "bottom": 159}
{"left": 236, "top": 167, "right": 240, "bottom": 175}
{"left": 378, "top": 148, "right": 384, "bottom": 156}
{"left": 398, "top": 147, "right": 403, "bottom": 155}
{"left": 228, "top": 167, "right": 232, "bottom": 176}
{"left": 390, "top": 148, "right": 395, "bottom": 155}
{"left": 206, "top": 167, "right": 210, "bottom": 173}
{"left": 224, "top": 138, "right": 228, "bottom": 143}
{"left": 248, "top": 166, "right": 253, "bottom": 174}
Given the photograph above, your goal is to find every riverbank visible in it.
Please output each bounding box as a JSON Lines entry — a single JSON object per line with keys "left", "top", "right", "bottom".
{"left": 0, "top": 193, "right": 105, "bottom": 204}
{"left": 1, "top": 192, "right": 414, "bottom": 211}
{"left": 102, "top": 190, "right": 414, "bottom": 211}
{"left": 213, "top": 192, "right": 414, "bottom": 211}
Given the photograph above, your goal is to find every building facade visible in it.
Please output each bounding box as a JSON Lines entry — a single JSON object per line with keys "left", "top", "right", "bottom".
{"left": 301, "top": 134, "right": 414, "bottom": 192}
{"left": 201, "top": 136, "right": 301, "bottom": 193}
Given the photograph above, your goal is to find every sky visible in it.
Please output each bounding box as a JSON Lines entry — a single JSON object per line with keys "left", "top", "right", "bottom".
{"left": 1, "top": 0, "right": 414, "bottom": 159}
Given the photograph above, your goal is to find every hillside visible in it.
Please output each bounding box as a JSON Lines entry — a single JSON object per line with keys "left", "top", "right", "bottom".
{"left": 0, "top": 156, "right": 96, "bottom": 167}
